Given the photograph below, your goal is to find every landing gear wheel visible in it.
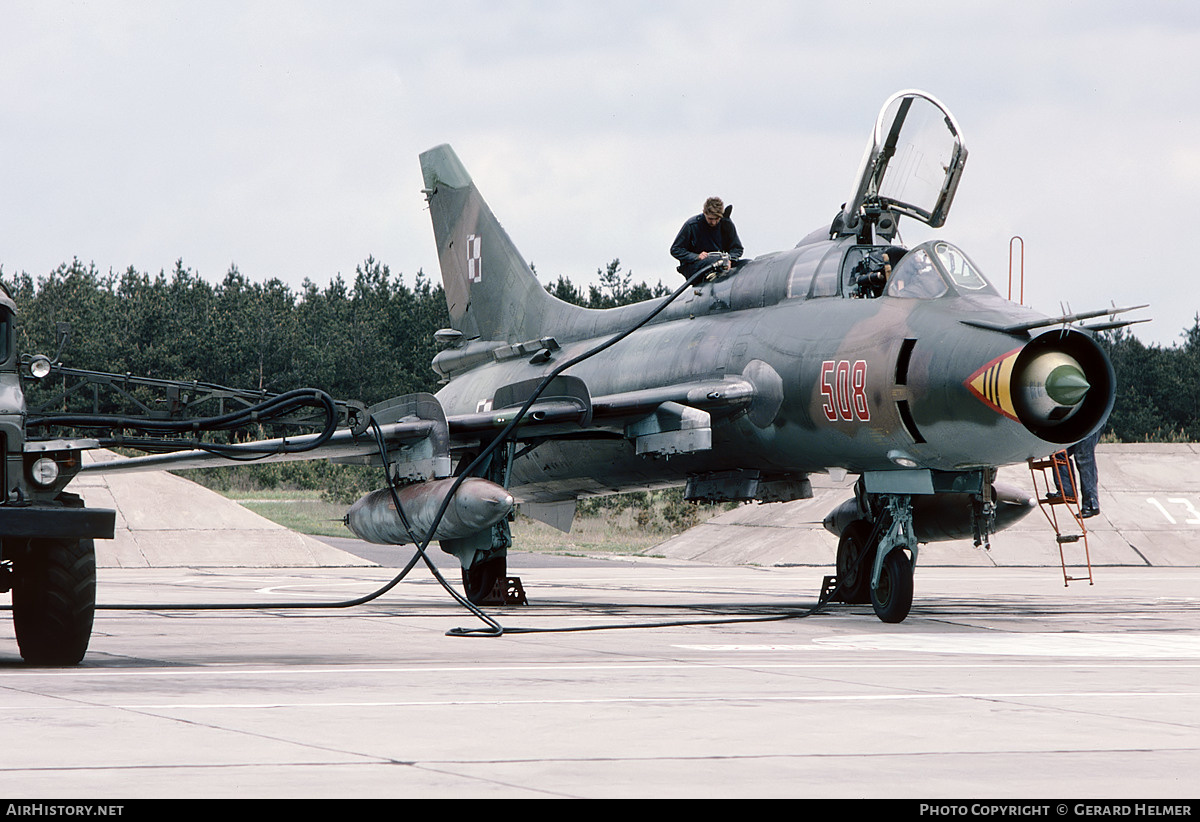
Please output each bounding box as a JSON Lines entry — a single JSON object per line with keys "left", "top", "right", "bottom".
{"left": 871, "top": 549, "right": 913, "bottom": 624}
{"left": 461, "top": 555, "right": 507, "bottom": 605}
{"left": 12, "top": 538, "right": 97, "bottom": 665}
{"left": 836, "top": 520, "right": 876, "bottom": 604}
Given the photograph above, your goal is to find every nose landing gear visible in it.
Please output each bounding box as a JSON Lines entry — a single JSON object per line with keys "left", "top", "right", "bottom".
{"left": 833, "top": 494, "right": 917, "bottom": 623}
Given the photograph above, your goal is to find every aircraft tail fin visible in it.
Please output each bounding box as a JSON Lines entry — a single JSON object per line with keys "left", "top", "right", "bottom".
{"left": 420, "top": 145, "right": 561, "bottom": 343}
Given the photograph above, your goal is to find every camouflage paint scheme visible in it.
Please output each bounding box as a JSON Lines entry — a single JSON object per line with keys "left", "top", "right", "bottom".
{"left": 414, "top": 90, "right": 1137, "bottom": 620}
{"left": 421, "top": 148, "right": 1112, "bottom": 502}
{"left": 90, "top": 91, "right": 1140, "bottom": 621}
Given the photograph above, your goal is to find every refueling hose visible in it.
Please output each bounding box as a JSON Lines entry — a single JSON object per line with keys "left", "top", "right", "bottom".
{"left": 28, "top": 388, "right": 342, "bottom": 460}
{"left": 67, "top": 256, "right": 843, "bottom": 631}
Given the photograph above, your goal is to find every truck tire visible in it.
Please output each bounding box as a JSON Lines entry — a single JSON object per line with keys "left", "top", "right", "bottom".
{"left": 12, "top": 538, "right": 96, "bottom": 665}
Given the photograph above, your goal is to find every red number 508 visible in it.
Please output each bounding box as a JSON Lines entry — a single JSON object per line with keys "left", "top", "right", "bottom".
{"left": 821, "top": 360, "right": 870, "bottom": 422}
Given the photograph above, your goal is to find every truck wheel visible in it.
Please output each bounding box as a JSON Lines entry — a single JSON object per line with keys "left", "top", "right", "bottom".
{"left": 12, "top": 538, "right": 96, "bottom": 665}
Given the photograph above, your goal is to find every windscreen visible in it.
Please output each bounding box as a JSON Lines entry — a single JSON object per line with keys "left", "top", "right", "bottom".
{"left": 886, "top": 241, "right": 997, "bottom": 299}
{"left": 931, "top": 241, "right": 993, "bottom": 292}
{"left": 0, "top": 309, "right": 10, "bottom": 364}
{"left": 887, "top": 247, "right": 948, "bottom": 299}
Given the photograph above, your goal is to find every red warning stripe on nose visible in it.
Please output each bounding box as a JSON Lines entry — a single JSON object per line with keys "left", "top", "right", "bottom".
{"left": 965, "top": 347, "right": 1021, "bottom": 421}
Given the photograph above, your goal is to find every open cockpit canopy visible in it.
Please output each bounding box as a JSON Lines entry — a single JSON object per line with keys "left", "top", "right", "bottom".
{"left": 839, "top": 90, "right": 968, "bottom": 241}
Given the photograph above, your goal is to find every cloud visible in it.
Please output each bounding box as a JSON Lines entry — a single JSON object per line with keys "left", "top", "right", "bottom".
{"left": 0, "top": 1, "right": 1196, "bottom": 344}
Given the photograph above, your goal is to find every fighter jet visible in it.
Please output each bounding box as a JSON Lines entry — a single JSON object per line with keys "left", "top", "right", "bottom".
{"left": 87, "top": 90, "right": 1143, "bottom": 622}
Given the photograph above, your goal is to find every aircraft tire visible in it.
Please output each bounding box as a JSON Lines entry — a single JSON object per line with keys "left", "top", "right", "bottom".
{"left": 836, "top": 520, "right": 876, "bottom": 604}
{"left": 12, "top": 538, "right": 96, "bottom": 666}
{"left": 871, "top": 549, "right": 913, "bottom": 624}
{"left": 461, "top": 555, "right": 506, "bottom": 605}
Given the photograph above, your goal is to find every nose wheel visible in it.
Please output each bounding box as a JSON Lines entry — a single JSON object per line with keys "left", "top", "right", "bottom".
{"left": 835, "top": 493, "right": 917, "bottom": 623}
{"left": 871, "top": 548, "right": 913, "bottom": 623}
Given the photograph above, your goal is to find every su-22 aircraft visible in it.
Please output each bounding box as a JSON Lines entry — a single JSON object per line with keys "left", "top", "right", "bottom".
{"left": 89, "top": 90, "right": 1144, "bottom": 622}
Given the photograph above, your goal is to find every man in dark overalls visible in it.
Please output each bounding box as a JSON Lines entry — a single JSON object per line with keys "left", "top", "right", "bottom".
{"left": 671, "top": 196, "right": 744, "bottom": 279}
{"left": 1052, "top": 429, "right": 1102, "bottom": 518}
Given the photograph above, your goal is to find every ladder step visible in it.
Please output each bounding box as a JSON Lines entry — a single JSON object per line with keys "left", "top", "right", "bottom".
{"left": 1030, "top": 457, "right": 1093, "bottom": 587}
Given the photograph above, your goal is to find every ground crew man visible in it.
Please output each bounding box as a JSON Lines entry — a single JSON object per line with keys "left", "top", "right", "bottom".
{"left": 671, "top": 196, "right": 744, "bottom": 278}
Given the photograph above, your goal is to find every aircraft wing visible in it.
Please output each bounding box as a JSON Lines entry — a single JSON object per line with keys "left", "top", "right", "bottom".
{"left": 82, "top": 418, "right": 443, "bottom": 475}
{"left": 81, "top": 392, "right": 453, "bottom": 482}
{"left": 959, "top": 304, "right": 1150, "bottom": 335}
{"left": 82, "top": 377, "right": 758, "bottom": 480}
{"left": 448, "top": 374, "right": 756, "bottom": 457}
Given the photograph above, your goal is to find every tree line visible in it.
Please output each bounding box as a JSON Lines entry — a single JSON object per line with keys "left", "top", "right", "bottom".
{"left": 4, "top": 257, "right": 446, "bottom": 407}
{"left": 2, "top": 257, "right": 1197, "bottom": 443}
{"left": 1099, "top": 323, "right": 1200, "bottom": 442}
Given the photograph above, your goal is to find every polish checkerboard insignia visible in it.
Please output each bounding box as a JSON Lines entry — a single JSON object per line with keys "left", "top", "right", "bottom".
{"left": 467, "top": 234, "right": 482, "bottom": 283}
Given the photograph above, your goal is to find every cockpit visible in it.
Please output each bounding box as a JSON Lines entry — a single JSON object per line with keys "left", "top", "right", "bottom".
{"left": 885, "top": 240, "right": 996, "bottom": 299}
{"left": 779, "top": 238, "right": 998, "bottom": 304}
{"left": 833, "top": 239, "right": 997, "bottom": 301}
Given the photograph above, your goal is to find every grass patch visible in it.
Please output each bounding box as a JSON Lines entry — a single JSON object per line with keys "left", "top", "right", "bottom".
{"left": 216, "top": 484, "right": 730, "bottom": 555}
{"left": 237, "top": 495, "right": 355, "bottom": 539}
{"left": 224, "top": 488, "right": 326, "bottom": 501}
{"left": 510, "top": 510, "right": 668, "bottom": 556}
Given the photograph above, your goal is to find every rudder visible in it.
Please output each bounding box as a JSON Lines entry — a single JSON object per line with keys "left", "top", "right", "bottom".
{"left": 420, "top": 145, "right": 560, "bottom": 343}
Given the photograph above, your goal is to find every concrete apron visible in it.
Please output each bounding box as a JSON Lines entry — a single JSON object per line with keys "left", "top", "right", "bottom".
{"left": 70, "top": 444, "right": 1198, "bottom": 569}
{"left": 653, "top": 443, "right": 1200, "bottom": 568}
{"left": 75, "top": 450, "right": 373, "bottom": 568}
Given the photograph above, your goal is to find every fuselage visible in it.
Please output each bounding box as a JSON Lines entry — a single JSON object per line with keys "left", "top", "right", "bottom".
{"left": 434, "top": 235, "right": 1113, "bottom": 503}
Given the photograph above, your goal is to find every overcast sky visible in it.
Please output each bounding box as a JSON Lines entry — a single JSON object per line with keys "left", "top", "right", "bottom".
{"left": 1, "top": 1, "right": 1196, "bottom": 346}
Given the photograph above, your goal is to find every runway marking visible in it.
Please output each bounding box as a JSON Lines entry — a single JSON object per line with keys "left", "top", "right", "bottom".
{"left": 678, "top": 645, "right": 823, "bottom": 651}
{"left": 6, "top": 691, "right": 1200, "bottom": 712}
{"left": 4, "top": 659, "right": 1200, "bottom": 682}
{"left": 811, "top": 632, "right": 1200, "bottom": 658}
{"left": 254, "top": 582, "right": 398, "bottom": 595}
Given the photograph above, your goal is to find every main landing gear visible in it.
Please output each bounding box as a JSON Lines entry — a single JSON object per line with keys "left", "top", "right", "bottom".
{"left": 833, "top": 493, "right": 917, "bottom": 623}
{"left": 446, "top": 443, "right": 526, "bottom": 606}
{"left": 461, "top": 553, "right": 508, "bottom": 604}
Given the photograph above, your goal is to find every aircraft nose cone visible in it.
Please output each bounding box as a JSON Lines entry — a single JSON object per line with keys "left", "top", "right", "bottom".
{"left": 1018, "top": 351, "right": 1090, "bottom": 425}
{"left": 1045, "top": 362, "right": 1091, "bottom": 406}
{"left": 967, "top": 328, "right": 1115, "bottom": 446}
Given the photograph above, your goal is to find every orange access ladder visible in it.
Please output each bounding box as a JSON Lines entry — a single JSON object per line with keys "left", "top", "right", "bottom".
{"left": 1028, "top": 452, "right": 1094, "bottom": 586}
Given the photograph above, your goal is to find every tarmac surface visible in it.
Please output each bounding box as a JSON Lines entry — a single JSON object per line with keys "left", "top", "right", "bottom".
{"left": 2, "top": 443, "right": 1196, "bottom": 799}
{"left": 77, "top": 443, "right": 1200, "bottom": 572}
{"left": 1, "top": 550, "right": 1198, "bottom": 799}
{"left": 655, "top": 443, "right": 1200, "bottom": 569}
